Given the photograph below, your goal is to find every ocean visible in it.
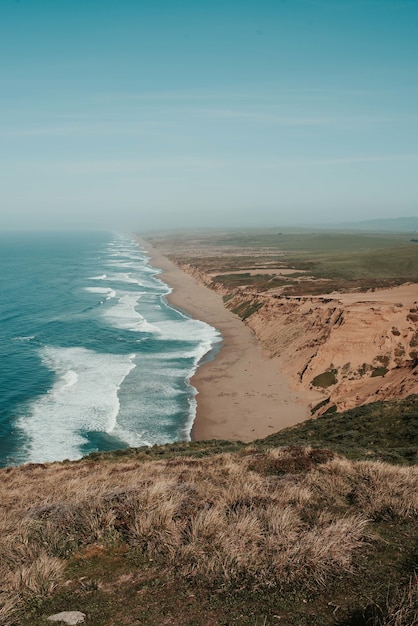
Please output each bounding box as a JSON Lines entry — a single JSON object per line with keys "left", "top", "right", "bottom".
{"left": 0, "top": 231, "right": 221, "bottom": 467}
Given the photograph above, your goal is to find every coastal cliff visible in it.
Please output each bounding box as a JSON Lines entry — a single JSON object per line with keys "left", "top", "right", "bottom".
{"left": 172, "top": 259, "right": 418, "bottom": 416}
{"left": 239, "top": 290, "right": 418, "bottom": 415}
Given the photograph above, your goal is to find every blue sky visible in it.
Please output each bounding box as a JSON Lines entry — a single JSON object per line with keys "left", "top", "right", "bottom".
{"left": 1, "top": 0, "right": 417, "bottom": 231}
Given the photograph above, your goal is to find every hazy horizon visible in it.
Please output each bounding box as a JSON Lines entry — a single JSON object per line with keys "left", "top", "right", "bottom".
{"left": 1, "top": 0, "right": 417, "bottom": 232}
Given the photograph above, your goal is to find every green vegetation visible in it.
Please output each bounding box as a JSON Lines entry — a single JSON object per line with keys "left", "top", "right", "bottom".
{"left": 371, "top": 366, "right": 389, "bottom": 377}
{"left": 213, "top": 272, "right": 288, "bottom": 291}
{"left": 261, "top": 394, "right": 418, "bottom": 466}
{"left": 231, "top": 298, "right": 263, "bottom": 320}
{"left": 1, "top": 397, "right": 417, "bottom": 625}
{"left": 164, "top": 229, "right": 413, "bottom": 252}
{"left": 311, "top": 370, "right": 338, "bottom": 388}
{"left": 148, "top": 229, "right": 418, "bottom": 294}
{"left": 286, "top": 244, "right": 418, "bottom": 283}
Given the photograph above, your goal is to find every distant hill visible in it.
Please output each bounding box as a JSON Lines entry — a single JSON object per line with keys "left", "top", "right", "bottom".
{"left": 328, "top": 216, "right": 418, "bottom": 232}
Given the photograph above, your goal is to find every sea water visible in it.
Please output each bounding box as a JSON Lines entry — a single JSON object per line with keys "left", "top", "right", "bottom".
{"left": 0, "top": 231, "right": 221, "bottom": 467}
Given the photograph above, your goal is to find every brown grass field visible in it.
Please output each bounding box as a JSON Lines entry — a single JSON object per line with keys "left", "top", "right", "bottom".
{"left": 1, "top": 436, "right": 417, "bottom": 625}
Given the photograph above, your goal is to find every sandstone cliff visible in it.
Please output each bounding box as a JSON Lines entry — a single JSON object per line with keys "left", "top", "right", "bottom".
{"left": 173, "top": 256, "right": 418, "bottom": 416}
{"left": 226, "top": 286, "right": 418, "bottom": 415}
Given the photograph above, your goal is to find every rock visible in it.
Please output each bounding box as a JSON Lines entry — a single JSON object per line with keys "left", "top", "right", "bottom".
{"left": 47, "top": 611, "right": 86, "bottom": 625}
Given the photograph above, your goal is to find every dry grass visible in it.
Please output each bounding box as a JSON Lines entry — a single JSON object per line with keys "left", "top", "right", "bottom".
{"left": 0, "top": 448, "right": 417, "bottom": 624}
{"left": 302, "top": 458, "right": 418, "bottom": 521}
{"left": 373, "top": 575, "right": 418, "bottom": 626}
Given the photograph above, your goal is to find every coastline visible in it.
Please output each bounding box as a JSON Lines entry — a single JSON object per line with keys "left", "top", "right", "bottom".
{"left": 138, "top": 237, "right": 311, "bottom": 442}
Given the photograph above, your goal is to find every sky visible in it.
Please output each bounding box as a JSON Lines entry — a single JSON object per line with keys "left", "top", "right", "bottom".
{"left": 1, "top": 0, "right": 417, "bottom": 232}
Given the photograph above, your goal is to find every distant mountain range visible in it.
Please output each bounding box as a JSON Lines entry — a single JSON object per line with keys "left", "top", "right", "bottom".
{"left": 328, "top": 216, "right": 418, "bottom": 232}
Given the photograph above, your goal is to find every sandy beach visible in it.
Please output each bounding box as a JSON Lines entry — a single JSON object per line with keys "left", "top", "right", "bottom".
{"left": 138, "top": 238, "right": 311, "bottom": 442}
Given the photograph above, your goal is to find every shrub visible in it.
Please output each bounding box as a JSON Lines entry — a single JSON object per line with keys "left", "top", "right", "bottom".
{"left": 311, "top": 370, "right": 338, "bottom": 388}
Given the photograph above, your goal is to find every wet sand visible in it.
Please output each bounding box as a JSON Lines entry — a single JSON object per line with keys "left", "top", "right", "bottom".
{"left": 138, "top": 238, "right": 310, "bottom": 442}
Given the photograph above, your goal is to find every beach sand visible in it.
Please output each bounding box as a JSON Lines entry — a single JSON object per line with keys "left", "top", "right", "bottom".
{"left": 139, "top": 238, "right": 311, "bottom": 442}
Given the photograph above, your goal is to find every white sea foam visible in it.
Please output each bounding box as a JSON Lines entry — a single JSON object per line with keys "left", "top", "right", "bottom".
{"left": 158, "top": 318, "right": 221, "bottom": 354}
{"left": 110, "top": 272, "right": 144, "bottom": 286}
{"left": 85, "top": 286, "right": 116, "bottom": 299}
{"left": 106, "top": 260, "right": 135, "bottom": 269}
{"left": 110, "top": 359, "right": 186, "bottom": 448}
{"left": 13, "top": 335, "right": 36, "bottom": 342}
{"left": 103, "top": 293, "right": 159, "bottom": 333}
{"left": 18, "top": 346, "right": 136, "bottom": 463}
{"left": 139, "top": 262, "right": 158, "bottom": 275}
{"left": 156, "top": 319, "right": 221, "bottom": 438}
{"left": 62, "top": 370, "right": 78, "bottom": 387}
{"left": 89, "top": 274, "right": 107, "bottom": 280}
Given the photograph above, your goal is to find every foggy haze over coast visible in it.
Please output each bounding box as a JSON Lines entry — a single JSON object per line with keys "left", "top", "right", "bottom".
{"left": 1, "top": 0, "right": 417, "bottom": 232}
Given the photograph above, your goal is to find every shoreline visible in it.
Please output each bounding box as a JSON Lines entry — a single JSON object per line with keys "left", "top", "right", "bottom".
{"left": 138, "top": 237, "right": 311, "bottom": 442}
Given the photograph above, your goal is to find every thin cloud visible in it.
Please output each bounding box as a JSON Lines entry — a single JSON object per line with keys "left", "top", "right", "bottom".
{"left": 96, "top": 86, "right": 377, "bottom": 104}
{"left": 26, "top": 156, "right": 227, "bottom": 175}
{"left": 227, "top": 153, "right": 418, "bottom": 169}
{"left": 194, "top": 108, "right": 331, "bottom": 126}
{"left": 314, "top": 153, "right": 418, "bottom": 165}
{"left": 0, "top": 122, "right": 165, "bottom": 138}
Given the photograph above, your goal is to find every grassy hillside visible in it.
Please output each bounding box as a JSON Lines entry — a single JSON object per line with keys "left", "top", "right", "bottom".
{"left": 147, "top": 230, "right": 418, "bottom": 294}
{"left": 261, "top": 395, "right": 418, "bottom": 466}
{"left": 1, "top": 397, "right": 417, "bottom": 626}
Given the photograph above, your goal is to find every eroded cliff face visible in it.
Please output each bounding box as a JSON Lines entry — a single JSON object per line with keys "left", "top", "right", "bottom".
{"left": 173, "top": 258, "right": 418, "bottom": 416}
{"left": 172, "top": 262, "right": 215, "bottom": 289}
{"left": 226, "top": 288, "right": 418, "bottom": 415}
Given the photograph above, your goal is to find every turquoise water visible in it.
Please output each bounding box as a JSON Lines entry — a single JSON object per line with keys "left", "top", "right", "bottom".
{"left": 0, "top": 231, "right": 221, "bottom": 467}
